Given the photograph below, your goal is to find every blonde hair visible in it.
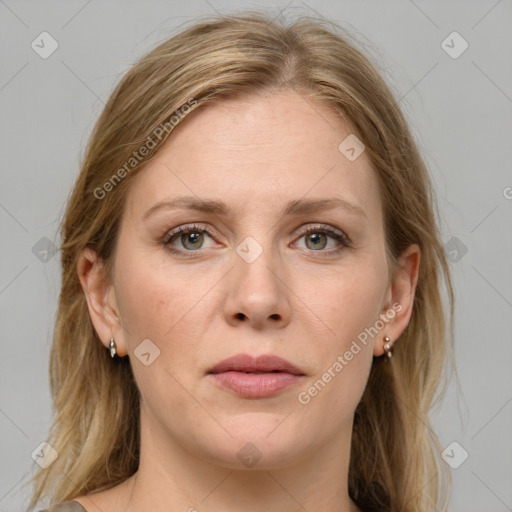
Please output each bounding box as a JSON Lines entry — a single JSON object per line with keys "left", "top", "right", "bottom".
{"left": 30, "top": 11, "right": 455, "bottom": 511}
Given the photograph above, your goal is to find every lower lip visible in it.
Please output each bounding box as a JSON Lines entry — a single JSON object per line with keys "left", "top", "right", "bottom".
{"left": 208, "top": 371, "right": 304, "bottom": 398}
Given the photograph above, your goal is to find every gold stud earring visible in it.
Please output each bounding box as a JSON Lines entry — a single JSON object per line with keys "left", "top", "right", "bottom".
{"left": 109, "top": 338, "right": 117, "bottom": 358}
{"left": 383, "top": 336, "right": 393, "bottom": 358}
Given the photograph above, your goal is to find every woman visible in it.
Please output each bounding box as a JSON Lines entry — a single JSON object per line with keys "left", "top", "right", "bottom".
{"left": 30, "top": 11, "right": 454, "bottom": 512}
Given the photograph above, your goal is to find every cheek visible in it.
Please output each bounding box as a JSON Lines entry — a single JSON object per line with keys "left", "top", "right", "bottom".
{"left": 302, "top": 259, "right": 387, "bottom": 345}
{"left": 294, "top": 273, "right": 380, "bottom": 427}
{"left": 295, "top": 258, "right": 386, "bottom": 408}
{"left": 113, "top": 255, "right": 208, "bottom": 418}
{"left": 115, "top": 249, "right": 200, "bottom": 338}
{"left": 114, "top": 250, "right": 217, "bottom": 386}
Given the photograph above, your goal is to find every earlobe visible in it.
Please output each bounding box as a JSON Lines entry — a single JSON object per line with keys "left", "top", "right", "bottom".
{"left": 77, "top": 248, "right": 128, "bottom": 357}
{"left": 374, "top": 244, "right": 421, "bottom": 357}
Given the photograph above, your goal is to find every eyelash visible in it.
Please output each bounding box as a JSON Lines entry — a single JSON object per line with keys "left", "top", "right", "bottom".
{"left": 162, "top": 223, "right": 351, "bottom": 257}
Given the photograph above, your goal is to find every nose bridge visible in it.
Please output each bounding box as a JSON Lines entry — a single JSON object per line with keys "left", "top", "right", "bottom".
{"left": 224, "top": 230, "right": 291, "bottom": 327}
{"left": 234, "top": 232, "right": 282, "bottom": 297}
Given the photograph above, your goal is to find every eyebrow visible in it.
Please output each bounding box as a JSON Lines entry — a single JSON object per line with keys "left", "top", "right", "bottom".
{"left": 143, "top": 195, "right": 367, "bottom": 220}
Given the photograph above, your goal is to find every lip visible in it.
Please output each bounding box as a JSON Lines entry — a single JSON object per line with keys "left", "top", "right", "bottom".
{"left": 208, "top": 353, "right": 304, "bottom": 375}
{"left": 207, "top": 353, "right": 306, "bottom": 398}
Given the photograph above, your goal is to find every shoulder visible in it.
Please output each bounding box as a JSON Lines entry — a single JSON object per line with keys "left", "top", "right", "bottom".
{"left": 38, "top": 501, "right": 87, "bottom": 512}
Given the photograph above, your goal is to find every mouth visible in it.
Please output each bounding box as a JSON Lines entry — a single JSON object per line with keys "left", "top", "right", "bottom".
{"left": 207, "top": 353, "right": 305, "bottom": 376}
{"left": 207, "top": 353, "right": 306, "bottom": 398}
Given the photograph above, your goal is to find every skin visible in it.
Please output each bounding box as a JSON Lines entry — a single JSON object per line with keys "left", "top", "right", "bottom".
{"left": 77, "top": 90, "right": 420, "bottom": 512}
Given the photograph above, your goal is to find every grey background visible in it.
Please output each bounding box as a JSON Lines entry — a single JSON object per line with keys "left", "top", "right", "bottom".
{"left": 1, "top": 0, "right": 511, "bottom": 510}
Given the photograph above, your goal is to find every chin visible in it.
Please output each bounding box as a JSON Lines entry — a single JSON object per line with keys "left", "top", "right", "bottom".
{"left": 192, "top": 414, "right": 309, "bottom": 469}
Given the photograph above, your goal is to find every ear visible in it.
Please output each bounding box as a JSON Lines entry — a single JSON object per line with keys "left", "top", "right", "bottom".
{"left": 77, "top": 247, "right": 128, "bottom": 357}
{"left": 374, "top": 244, "right": 421, "bottom": 357}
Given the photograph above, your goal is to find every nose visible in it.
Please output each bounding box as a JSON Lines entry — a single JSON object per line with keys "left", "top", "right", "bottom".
{"left": 223, "top": 243, "right": 292, "bottom": 330}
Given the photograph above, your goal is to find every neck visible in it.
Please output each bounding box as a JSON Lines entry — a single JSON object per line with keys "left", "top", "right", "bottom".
{"left": 119, "top": 413, "right": 360, "bottom": 512}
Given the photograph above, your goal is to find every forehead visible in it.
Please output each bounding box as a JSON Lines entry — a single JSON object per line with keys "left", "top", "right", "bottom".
{"left": 125, "top": 91, "right": 382, "bottom": 222}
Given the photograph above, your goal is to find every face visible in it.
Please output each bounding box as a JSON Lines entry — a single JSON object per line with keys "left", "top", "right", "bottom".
{"left": 85, "top": 90, "right": 414, "bottom": 470}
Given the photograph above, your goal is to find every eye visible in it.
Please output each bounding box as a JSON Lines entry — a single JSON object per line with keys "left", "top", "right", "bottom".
{"left": 293, "top": 224, "right": 350, "bottom": 254}
{"left": 162, "top": 223, "right": 351, "bottom": 257}
{"left": 163, "top": 224, "right": 216, "bottom": 253}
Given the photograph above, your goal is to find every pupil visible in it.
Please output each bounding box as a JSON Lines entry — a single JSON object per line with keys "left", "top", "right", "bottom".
{"left": 308, "top": 233, "right": 326, "bottom": 250}
{"left": 184, "top": 232, "right": 202, "bottom": 248}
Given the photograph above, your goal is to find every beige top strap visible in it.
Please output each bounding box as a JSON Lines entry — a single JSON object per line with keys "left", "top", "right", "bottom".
{"left": 39, "top": 501, "right": 87, "bottom": 512}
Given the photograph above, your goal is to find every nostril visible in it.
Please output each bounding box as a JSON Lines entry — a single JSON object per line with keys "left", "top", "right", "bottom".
{"left": 236, "top": 313, "right": 246, "bottom": 320}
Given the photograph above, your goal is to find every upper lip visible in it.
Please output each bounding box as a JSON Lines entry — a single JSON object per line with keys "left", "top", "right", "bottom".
{"left": 208, "top": 353, "right": 305, "bottom": 376}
